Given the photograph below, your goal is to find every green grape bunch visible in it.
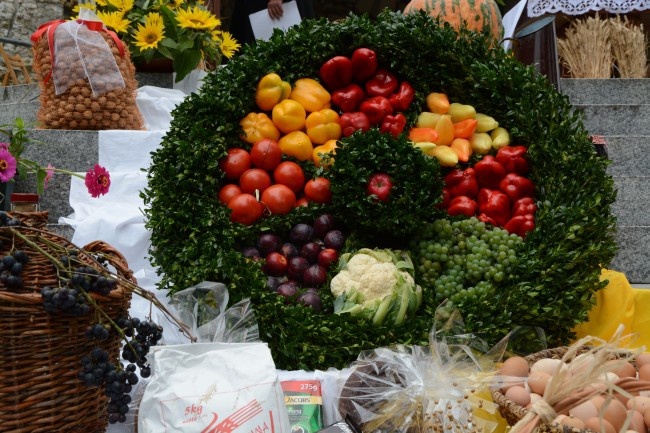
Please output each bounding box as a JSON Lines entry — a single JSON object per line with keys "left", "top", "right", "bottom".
{"left": 410, "top": 217, "right": 523, "bottom": 309}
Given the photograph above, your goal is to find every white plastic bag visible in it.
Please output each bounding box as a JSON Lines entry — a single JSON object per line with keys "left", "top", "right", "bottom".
{"left": 138, "top": 342, "right": 290, "bottom": 433}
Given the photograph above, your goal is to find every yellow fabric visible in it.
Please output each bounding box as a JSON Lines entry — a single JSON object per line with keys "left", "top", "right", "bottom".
{"left": 573, "top": 269, "right": 650, "bottom": 351}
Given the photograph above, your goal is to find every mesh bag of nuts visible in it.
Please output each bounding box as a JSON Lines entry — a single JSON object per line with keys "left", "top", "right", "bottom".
{"left": 30, "top": 11, "right": 143, "bottom": 131}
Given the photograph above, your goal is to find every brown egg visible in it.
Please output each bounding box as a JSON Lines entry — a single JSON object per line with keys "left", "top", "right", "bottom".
{"left": 505, "top": 385, "right": 531, "bottom": 407}
{"left": 643, "top": 406, "right": 650, "bottom": 429}
{"left": 554, "top": 414, "right": 586, "bottom": 429}
{"left": 528, "top": 371, "right": 552, "bottom": 396}
{"left": 602, "top": 397, "right": 629, "bottom": 432}
{"left": 570, "top": 400, "right": 599, "bottom": 422}
{"left": 569, "top": 353, "right": 597, "bottom": 375}
{"left": 627, "top": 396, "right": 650, "bottom": 413}
{"left": 639, "top": 364, "right": 650, "bottom": 381}
{"left": 636, "top": 354, "right": 650, "bottom": 369}
{"left": 499, "top": 356, "right": 529, "bottom": 390}
{"left": 607, "top": 360, "right": 638, "bottom": 378}
{"left": 584, "top": 417, "right": 616, "bottom": 433}
{"left": 628, "top": 409, "right": 647, "bottom": 433}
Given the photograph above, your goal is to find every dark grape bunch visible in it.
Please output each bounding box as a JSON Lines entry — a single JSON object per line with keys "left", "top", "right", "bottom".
{"left": 0, "top": 250, "right": 29, "bottom": 289}
{"left": 80, "top": 316, "right": 164, "bottom": 424}
{"left": 0, "top": 211, "right": 22, "bottom": 227}
{"left": 41, "top": 285, "right": 91, "bottom": 316}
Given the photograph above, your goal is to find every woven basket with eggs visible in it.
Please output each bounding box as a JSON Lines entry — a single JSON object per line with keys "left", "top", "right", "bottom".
{"left": 491, "top": 345, "right": 650, "bottom": 433}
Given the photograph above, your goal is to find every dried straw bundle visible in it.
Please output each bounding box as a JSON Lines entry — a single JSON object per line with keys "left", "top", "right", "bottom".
{"left": 609, "top": 15, "right": 648, "bottom": 78}
{"left": 558, "top": 15, "right": 612, "bottom": 79}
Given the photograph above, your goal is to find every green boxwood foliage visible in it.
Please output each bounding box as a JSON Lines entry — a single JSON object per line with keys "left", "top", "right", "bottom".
{"left": 142, "top": 10, "right": 617, "bottom": 370}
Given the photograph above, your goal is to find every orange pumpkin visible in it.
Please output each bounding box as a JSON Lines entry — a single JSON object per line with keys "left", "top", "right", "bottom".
{"left": 404, "top": 0, "right": 504, "bottom": 42}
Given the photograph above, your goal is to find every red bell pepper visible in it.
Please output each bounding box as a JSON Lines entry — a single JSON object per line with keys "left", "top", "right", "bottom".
{"left": 388, "top": 81, "right": 415, "bottom": 112}
{"left": 331, "top": 83, "right": 366, "bottom": 113}
{"left": 364, "top": 69, "right": 399, "bottom": 98}
{"left": 350, "top": 47, "right": 378, "bottom": 83}
{"left": 359, "top": 96, "right": 393, "bottom": 125}
{"left": 495, "top": 145, "right": 530, "bottom": 175}
{"left": 477, "top": 188, "right": 511, "bottom": 227}
{"left": 473, "top": 155, "right": 507, "bottom": 190}
{"left": 444, "top": 167, "right": 478, "bottom": 199}
{"left": 499, "top": 173, "right": 535, "bottom": 202}
{"left": 340, "top": 112, "right": 371, "bottom": 137}
{"left": 380, "top": 113, "right": 407, "bottom": 138}
{"left": 438, "top": 187, "right": 451, "bottom": 209}
{"left": 504, "top": 213, "right": 535, "bottom": 238}
{"left": 447, "top": 195, "right": 478, "bottom": 218}
{"left": 512, "top": 197, "right": 537, "bottom": 217}
{"left": 319, "top": 55, "right": 353, "bottom": 91}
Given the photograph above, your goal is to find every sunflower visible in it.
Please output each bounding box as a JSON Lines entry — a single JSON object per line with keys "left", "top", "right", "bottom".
{"left": 217, "top": 31, "right": 240, "bottom": 59}
{"left": 133, "top": 12, "right": 165, "bottom": 50}
{"left": 97, "top": 11, "right": 131, "bottom": 34}
{"left": 176, "top": 5, "right": 220, "bottom": 30}
{"left": 167, "top": 0, "right": 185, "bottom": 9}
{"left": 107, "top": 0, "right": 134, "bottom": 12}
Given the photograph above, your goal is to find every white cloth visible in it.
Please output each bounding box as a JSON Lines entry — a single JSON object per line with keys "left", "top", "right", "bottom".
{"left": 528, "top": 0, "right": 648, "bottom": 16}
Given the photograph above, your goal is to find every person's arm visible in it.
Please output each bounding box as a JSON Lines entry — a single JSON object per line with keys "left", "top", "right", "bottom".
{"left": 267, "top": 0, "right": 283, "bottom": 19}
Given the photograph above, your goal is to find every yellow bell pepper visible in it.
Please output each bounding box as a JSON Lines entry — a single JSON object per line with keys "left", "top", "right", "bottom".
{"left": 272, "top": 99, "right": 306, "bottom": 134}
{"left": 255, "top": 73, "right": 291, "bottom": 112}
{"left": 305, "top": 108, "right": 342, "bottom": 145}
{"left": 289, "top": 78, "right": 331, "bottom": 113}
{"left": 434, "top": 114, "right": 454, "bottom": 146}
{"left": 239, "top": 112, "right": 280, "bottom": 144}
{"left": 312, "top": 139, "right": 338, "bottom": 167}
{"left": 279, "top": 130, "right": 313, "bottom": 161}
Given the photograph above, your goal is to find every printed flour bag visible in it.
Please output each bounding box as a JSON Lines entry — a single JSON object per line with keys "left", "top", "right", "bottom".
{"left": 138, "top": 342, "right": 290, "bottom": 433}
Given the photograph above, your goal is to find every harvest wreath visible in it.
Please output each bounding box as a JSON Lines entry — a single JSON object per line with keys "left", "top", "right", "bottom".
{"left": 142, "top": 10, "right": 617, "bottom": 371}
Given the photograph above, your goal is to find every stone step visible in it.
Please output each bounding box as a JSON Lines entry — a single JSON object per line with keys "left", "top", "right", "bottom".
{"left": 605, "top": 136, "right": 650, "bottom": 176}
{"left": 574, "top": 104, "right": 650, "bottom": 136}
{"left": 611, "top": 226, "right": 650, "bottom": 285}
{"left": 560, "top": 78, "right": 650, "bottom": 105}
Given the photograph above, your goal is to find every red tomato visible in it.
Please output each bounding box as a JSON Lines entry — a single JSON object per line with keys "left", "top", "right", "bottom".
{"left": 218, "top": 184, "right": 242, "bottom": 204}
{"left": 250, "top": 139, "right": 283, "bottom": 171}
{"left": 227, "top": 193, "right": 263, "bottom": 225}
{"left": 273, "top": 161, "right": 305, "bottom": 194}
{"left": 261, "top": 184, "right": 296, "bottom": 215}
{"left": 219, "top": 148, "right": 251, "bottom": 181}
{"left": 296, "top": 197, "right": 310, "bottom": 207}
{"left": 239, "top": 168, "right": 272, "bottom": 195}
{"left": 304, "top": 177, "right": 332, "bottom": 203}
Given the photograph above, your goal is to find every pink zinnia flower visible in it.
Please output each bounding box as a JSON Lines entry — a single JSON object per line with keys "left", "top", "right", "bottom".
{"left": 44, "top": 164, "right": 55, "bottom": 189}
{"left": 84, "top": 164, "right": 111, "bottom": 197}
{"left": 0, "top": 149, "right": 17, "bottom": 182}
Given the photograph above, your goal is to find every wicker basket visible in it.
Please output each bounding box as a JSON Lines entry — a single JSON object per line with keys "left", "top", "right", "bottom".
{"left": 0, "top": 226, "right": 134, "bottom": 433}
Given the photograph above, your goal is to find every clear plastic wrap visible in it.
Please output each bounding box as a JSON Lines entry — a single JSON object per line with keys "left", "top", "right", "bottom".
{"left": 336, "top": 307, "right": 511, "bottom": 433}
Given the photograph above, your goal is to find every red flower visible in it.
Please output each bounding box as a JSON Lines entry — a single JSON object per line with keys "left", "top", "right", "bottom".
{"left": 84, "top": 164, "right": 111, "bottom": 198}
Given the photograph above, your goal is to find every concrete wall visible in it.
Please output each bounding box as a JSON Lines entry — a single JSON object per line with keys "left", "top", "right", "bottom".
{"left": 0, "top": 0, "right": 63, "bottom": 77}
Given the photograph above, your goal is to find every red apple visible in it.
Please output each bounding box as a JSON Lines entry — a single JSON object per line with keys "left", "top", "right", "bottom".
{"left": 366, "top": 173, "right": 393, "bottom": 202}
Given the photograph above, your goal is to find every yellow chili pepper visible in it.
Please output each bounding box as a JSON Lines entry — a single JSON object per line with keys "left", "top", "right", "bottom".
{"left": 255, "top": 73, "right": 291, "bottom": 112}
{"left": 272, "top": 99, "right": 306, "bottom": 134}
{"left": 279, "top": 130, "right": 313, "bottom": 161}
{"left": 312, "top": 139, "right": 338, "bottom": 167}
{"left": 289, "top": 78, "right": 331, "bottom": 113}
{"left": 305, "top": 108, "right": 342, "bottom": 145}
{"left": 239, "top": 112, "right": 281, "bottom": 144}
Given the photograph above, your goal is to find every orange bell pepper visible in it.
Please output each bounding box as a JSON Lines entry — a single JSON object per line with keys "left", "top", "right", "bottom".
{"left": 239, "top": 112, "right": 280, "bottom": 144}
{"left": 279, "top": 130, "right": 313, "bottom": 161}
{"left": 289, "top": 78, "right": 331, "bottom": 113}
{"left": 453, "top": 118, "right": 478, "bottom": 139}
{"left": 272, "top": 99, "right": 306, "bottom": 134}
{"left": 255, "top": 73, "right": 291, "bottom": 112}
{"left": 408, "top": 127, "right": 439, "bottom": 143}
{"left": 450, "top": 138, "right": 472, "bottom": 162}
{"left": 312, "top": 139, "right": 338, "bottom": 167}
{"left": 305, "top": 108, "right": 342, "bottom": 145}
{"left": 426, "top": 92, "right": 450, "bottom": 114}
{"left": 434, "top": 114, "right": 454, "bottom": 146}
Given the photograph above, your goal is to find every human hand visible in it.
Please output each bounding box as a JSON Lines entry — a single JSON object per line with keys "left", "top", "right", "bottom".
{"left": 267, "top": 0, "right": 283, "bottom": 19}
